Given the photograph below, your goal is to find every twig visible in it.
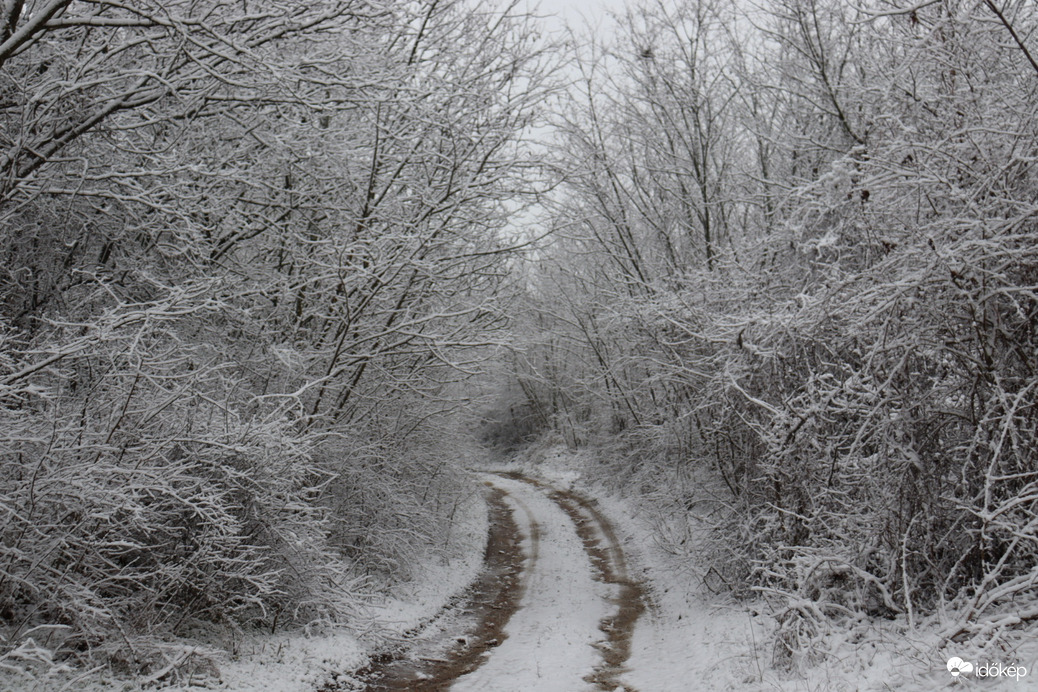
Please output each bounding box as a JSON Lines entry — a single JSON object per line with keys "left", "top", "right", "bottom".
{"left": 983, "top": 0, "right": 1038, "bottom": 78}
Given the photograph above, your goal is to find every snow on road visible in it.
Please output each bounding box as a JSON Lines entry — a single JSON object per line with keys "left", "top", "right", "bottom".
{"left": 450, "top": 474, "right": 611, "bottom": 692}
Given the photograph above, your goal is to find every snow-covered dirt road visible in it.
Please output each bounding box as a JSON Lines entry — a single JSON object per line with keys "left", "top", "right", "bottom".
{"left": 358, "top": 473, "right": 644, "bottom": 691}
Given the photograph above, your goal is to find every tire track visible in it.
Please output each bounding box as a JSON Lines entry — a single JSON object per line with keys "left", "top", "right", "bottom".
{"left": 450, "top": 474, "right": 607, "bottom": 691}
{"left": 496, "top": 472, "right": 645, "bottom": 692}
{"left": 336, "top": 473, "right": 643, "bottom": 692}
{"left": 340, "top": 483, "right": 527, "bottom": 691}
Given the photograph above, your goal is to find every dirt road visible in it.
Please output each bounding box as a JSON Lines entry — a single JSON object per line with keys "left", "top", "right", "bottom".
{"left": 355, "top": 472, "right": 644, "bottom": 691}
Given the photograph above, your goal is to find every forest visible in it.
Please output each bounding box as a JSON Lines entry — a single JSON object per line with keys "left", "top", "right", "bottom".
{"left": 0, "top": 0, "right": 1036, "bottom": 688}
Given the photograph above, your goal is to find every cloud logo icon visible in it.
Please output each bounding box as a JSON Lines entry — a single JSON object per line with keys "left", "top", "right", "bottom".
{"left": 947, "top": 657, "right": 975, "bottom": 677}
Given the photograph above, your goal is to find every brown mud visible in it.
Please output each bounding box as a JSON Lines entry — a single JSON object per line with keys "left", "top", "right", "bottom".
{"left": 329, "top": 483, "right": 527, "bottom": 691}
{"left": 497, "top": 472, "right": 645, "bottom": 692}
{"left": 331, "top": 472, "right": 643, "bottom": 692}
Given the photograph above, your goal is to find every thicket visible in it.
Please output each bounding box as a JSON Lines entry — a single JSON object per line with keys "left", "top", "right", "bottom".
{"left": 506, "top": 0, "right": 1038, "bottom": 667}
{"left": 0, "top": 0, "right": 550, "bottom": 683}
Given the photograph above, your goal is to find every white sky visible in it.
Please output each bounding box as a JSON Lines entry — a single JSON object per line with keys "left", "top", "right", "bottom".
{"left": 526, "top": 0, "right": 629, "bottom": 37}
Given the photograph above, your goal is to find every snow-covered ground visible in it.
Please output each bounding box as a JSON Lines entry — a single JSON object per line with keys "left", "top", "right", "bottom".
{"left": 500, "top": 448, "right": 764, "bottom": 691}
{"left": 512, "top": 442, "right": 1038, "bottom": 692}
{"left": 8, "top": 445, "right": 1036, "bottom": 691}
{"left": 2, "top": 486, "right": 490, "bottom": 692}
{"left": 451, "top": 474, "right": 608, "bottom": 691}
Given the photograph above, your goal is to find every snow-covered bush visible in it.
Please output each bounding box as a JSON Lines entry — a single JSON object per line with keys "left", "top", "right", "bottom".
{"left": 0, "top": 295, "right": 365, "bottom": 670}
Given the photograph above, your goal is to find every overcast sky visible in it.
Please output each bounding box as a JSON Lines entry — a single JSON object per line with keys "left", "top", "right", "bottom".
{"left": 526, "top": 0, "right": 629, "bottom": 37}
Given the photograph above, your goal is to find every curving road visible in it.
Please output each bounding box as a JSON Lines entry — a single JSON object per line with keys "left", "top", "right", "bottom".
{"left": 356, "top": 472, "right": 644, "bottom": 692}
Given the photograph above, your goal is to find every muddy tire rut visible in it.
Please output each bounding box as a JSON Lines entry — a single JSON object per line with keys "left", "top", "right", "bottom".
{"left": 499, "top": 473, "right": 645, "bottom": 692}
{"left": 344, "top": 473, "right": 643, "bottom": 692}
{"left": 339, "top": 483, "right": 526, "bottom": 691}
